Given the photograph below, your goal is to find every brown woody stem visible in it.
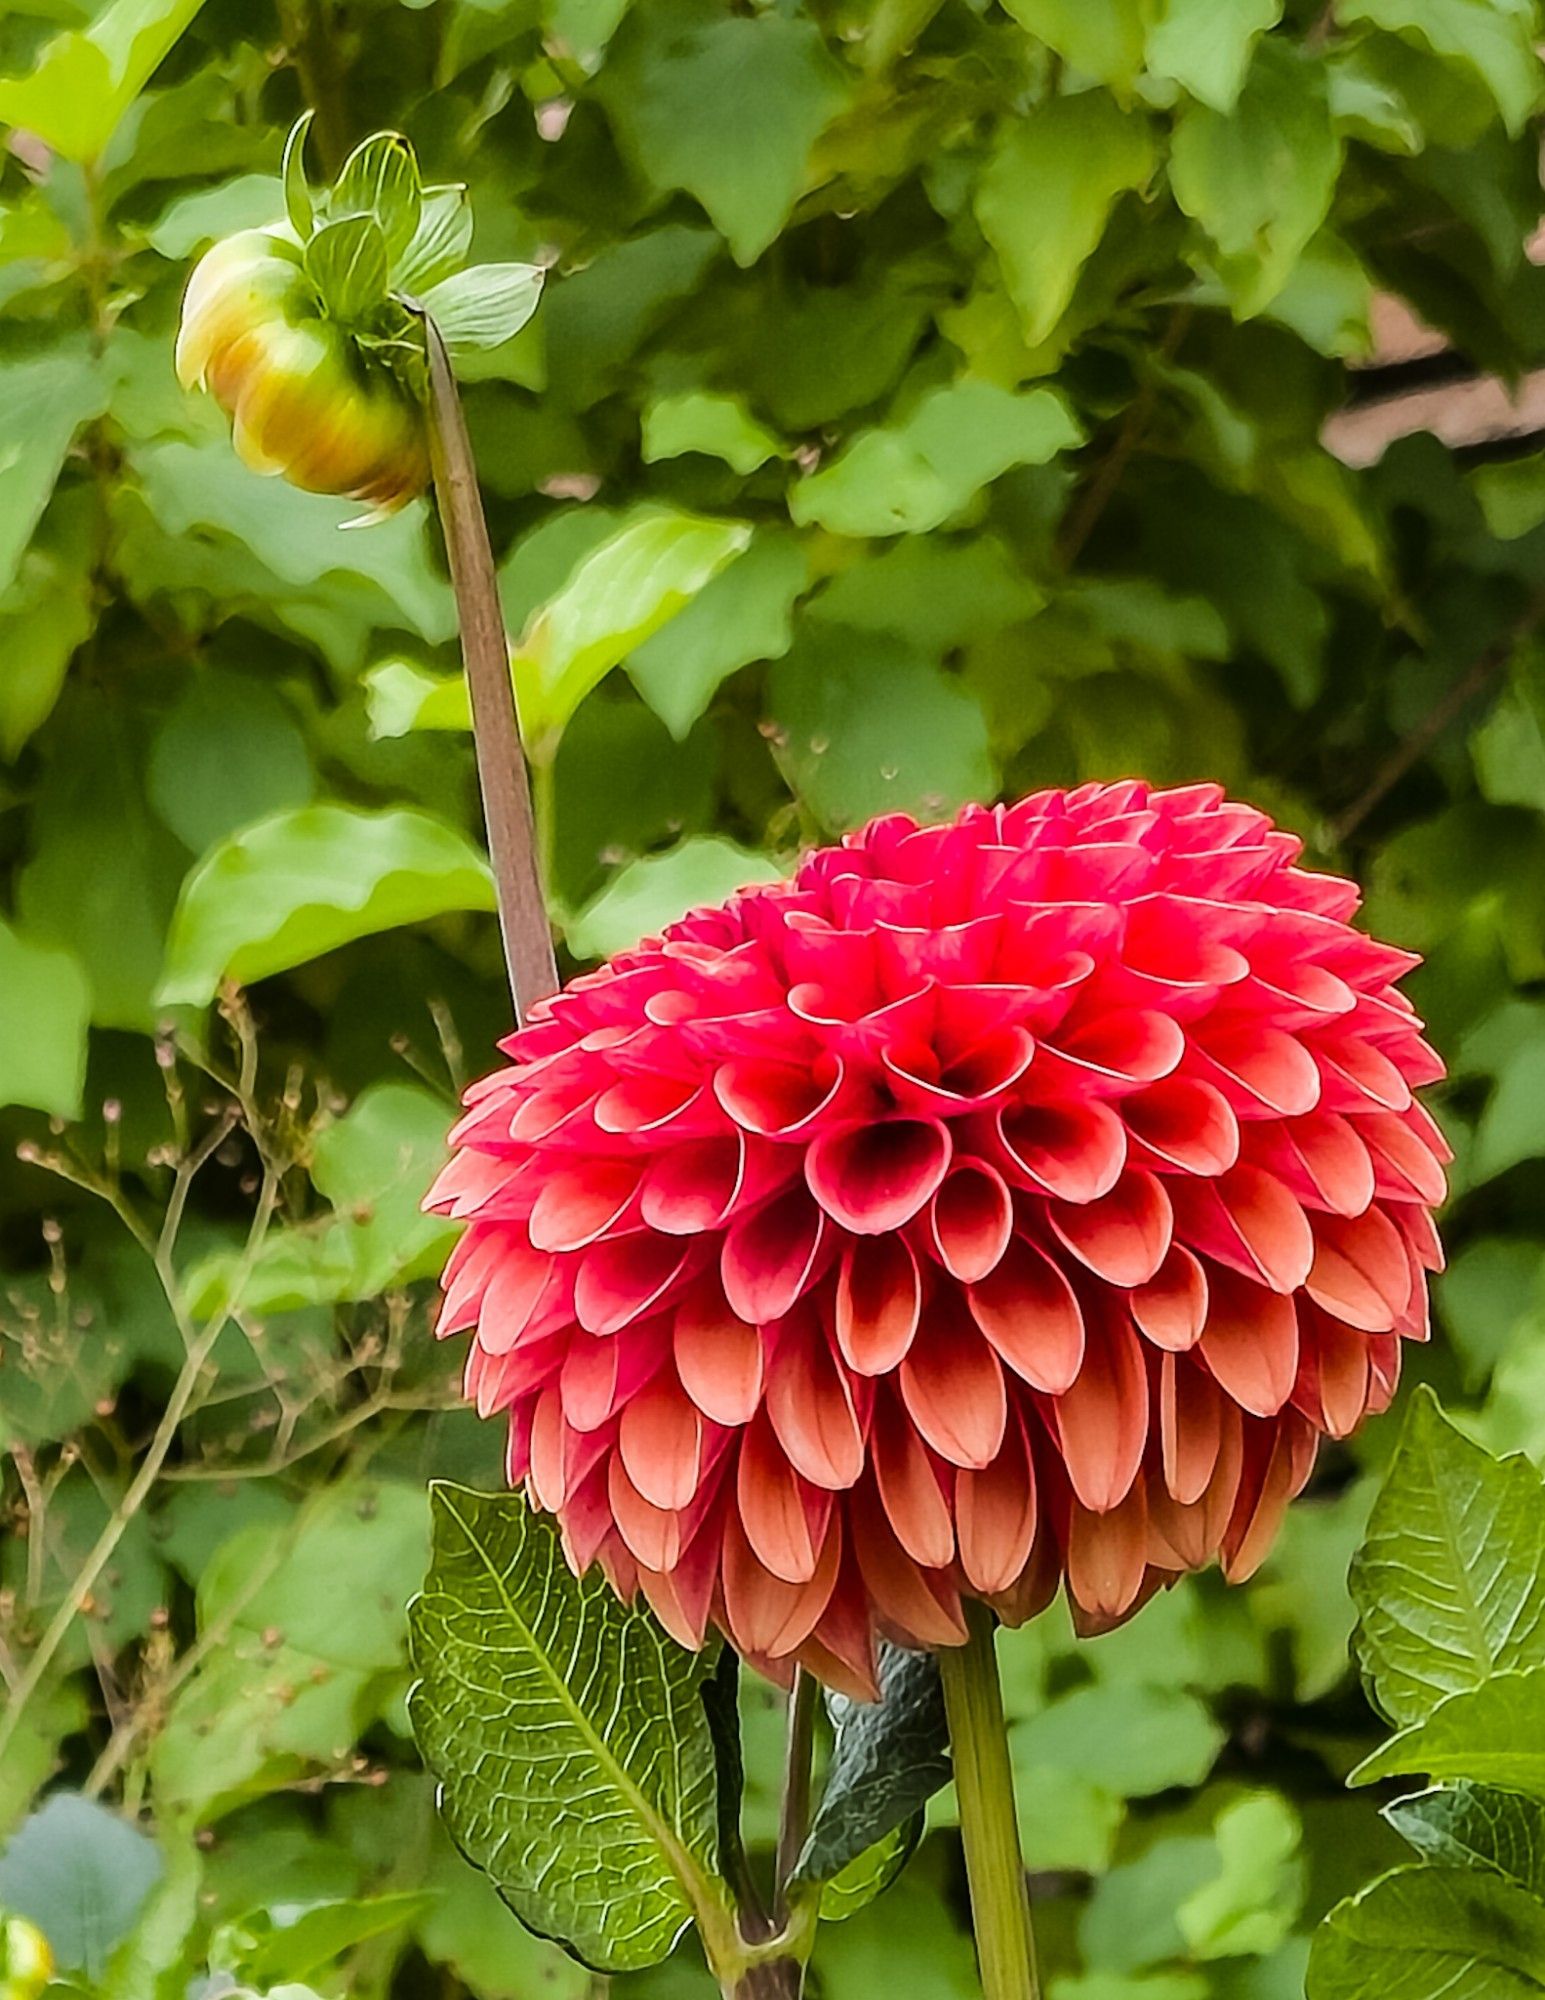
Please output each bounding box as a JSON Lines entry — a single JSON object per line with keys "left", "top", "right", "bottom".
{"left": 422, "top": 317, "right": 558, "bottom": 1022}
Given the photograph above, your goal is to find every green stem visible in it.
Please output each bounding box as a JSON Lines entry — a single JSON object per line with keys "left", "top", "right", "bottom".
{"left": 774, "top": 1669, "right": 819, "bottom": 1920}
{"left": 422, "top": 318, "right": 558, "bottom": 1024}
{"left": 938, "top": 1604, "right": 1040, "bottom": 2000}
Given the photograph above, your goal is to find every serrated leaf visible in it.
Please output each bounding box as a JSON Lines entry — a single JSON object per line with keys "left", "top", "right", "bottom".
{"left": 788, "top": 381, "right": 1080, "bottom": 538}
{"left": 1350, "top": 1387, "right": 1545, "bottom": 1726}
{"left": 601, "top": 0, "right": 850, "bottom": 264}
{"left": 792, "top": 1644, "right": 949, "bottom": 1892}
{"left": 408, "top": 1484, "right": 732, "bottom": 1973}
{"left": 306, "top": 213, "right": 390, "bottom": 324}
{"left": 0, "top": 1796, "right": 162, "bottom": 1980}
{"left": 1352, "top": 1667, "right": 1545, "bottom": 1796}
{"left": 1334, "top": 0, "right": 1543, "bottom": 137}
{"left": 282, "top": 111, "right": 315, "bottom": 240}
{"left": 564, "top": 838, "right": 783, "bottom": 960}
{"left": 334, "top": 131, "right": 422, "bottom": 261}
{"left": 0, "top": 0, "right": 206, "bottom": 162}
{"left": 1147, "top": 0, "right": 1283, "bottom": 112}
{"left": 157, "top": 804, "right": 495, "bottom": 1005}
{"left": 1308, "top": 1864, "right": 1545, "bottom": 1999}
{"left": 1386, "top": 1783, "right": 1545, "bottom": 1896}
{"left": 395, "top": 184, "right": 473, "bottom": 295}
{"left": 1170, "top": 39, "right": 1342, "bottom": 317}
{"left": 513, "top": 509, "right": 752, "bottom": 750}
{"left": 423, "top": 263, "right": 545, "bottom": 355}
{"left": 975, "top": 94, "right": 1155, "bottom": 346}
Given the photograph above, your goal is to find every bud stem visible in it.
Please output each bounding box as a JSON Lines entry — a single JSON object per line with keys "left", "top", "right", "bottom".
{"left": 938, "top": 1603, "right": 1041, "bottom": 2000}
{"left": 422, "top": 316, "right": 558, "bottom": 1023}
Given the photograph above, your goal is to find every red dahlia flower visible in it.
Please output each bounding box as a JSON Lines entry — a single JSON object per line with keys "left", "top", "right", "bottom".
{"left": 427, "top": 783, "right": 1446, "bottom": 1697}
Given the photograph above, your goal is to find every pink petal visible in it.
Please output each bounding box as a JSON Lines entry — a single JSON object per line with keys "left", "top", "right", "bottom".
{"left": 574, "top": 1231, "right": 691, "bottom": 1335}
{"left": 766, "top": 1312, "right": 867, "bottom": 1491}
{"left": 898, "top": 1312, "right": 1007, "bottom": 1469}
{"left": 1198, "top": 1266, "right": 1299, "bottom": 1416}
{"left": 673, "top": 1281, "right": 765, "bottom": 1426}
{"left": 1306, "top": 1206, "right": 1413, "bottom": 1331}
{"left": 1051, "top": 1314, "right": 1148, "bottom": 1513}
{"left": 967, "top": 1237, "right": 1086, "bottom": 1392}
{"left": 805, "top": 1118, "right": 953, "bottom": 1235}
{"left": 619, "top": 1375, "right": 708, "bottom": 1511}
{"left": 1131, "top": 1244, "right": 1208, "bottom": 1352}
{"left": 994, "top": 1098, "right": 1127, "bottom": 1202}
{"left": 1123, "top": 1078, "right": 1239, "bottom": 1177}
{"left": 957, "top": 1412, "right": 1038, "bottom": 1595}
{"left": 835, "top": 1234, "right": 922, "bottom": 1375}
{"left": 721, "top": 1186, "right": 829, "bottom": 1324}
{"left": 928, "top": 1159, "right": 1014, "bottom": 1283}
{"left": 1049, "top": 1170, "right": 1173, "bottom": 1287}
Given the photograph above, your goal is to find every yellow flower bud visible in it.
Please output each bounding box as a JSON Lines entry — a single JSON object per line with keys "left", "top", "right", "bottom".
{"left": 0, "top": 1915, "right": 53, "bottom": 2000}
{"left": 177, "top": 227, "right": 429, "bottom": 512}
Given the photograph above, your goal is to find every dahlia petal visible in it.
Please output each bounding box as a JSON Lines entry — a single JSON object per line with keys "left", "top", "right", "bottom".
{"left": 1049, "top": 1171, "right": 1173, "bottom": 1288}
{"left": 898, "top": 1314, "right": 1007, "bottom": 1469}
{"left": 805, "top": 1118, "right": 952, "bottom": 1235}
{"left": 531, "top": 1390, "right": 608, "bottom": 1511}
{"left": 529, "top": 1161, "right": 642, "bottom": 1252}
{"left": 1313, "top": 1036, "right": 1412, "bottom": 1114}
{"left": 1123, "top": 1078, "right": 1240, "bottom": 1177}
{"left": 619, "top": 1376, "right": 708, "bottom": 1511}
{"left": 721, "top": 1186, "right": 829, "bottom": 1324}
{"left": 1160, "top": 1351, "right": 1223, "bottom": 1505}
{"left": 1360, "top": 1109, "right": 1448, "bottom": 1206}
{"left": 593, "top": 1072, "right": 706, "bottom": 1135}
{"left": 850, "top": 1481, "right": 968, "bottom": 1647}
{"left": 1067, "top": 1484, "right": 1149, "bottom": 1624}
{"left": 561, "top": 1319, "right": 669, "bottom": 1432}
{"left": 1223, "top": 1416, "right": 1317, "bottom": 1582}
{"left": 636, "top": 1515, "right": 720, "bottom": 1649}
{"left": 1189, "top": 1023, "right": 1322, "bottom": 1117}
{"left": 1131, "top": 1244, "right": 1209, "bottom": 1352}
{"left": 1052, "top": 1315, "right": 1149, "bottom": 1513}
{"left": 575, "top": 1231, "right": 691, "bottom": 1335}
{"left": 640, "top": 1133, "right": 767, "bottom": 1234}
{"left": 1306, "top": 1206, "right": 1412, "bottom": 1332}
{"left": 872, "top": 1396, "right": 955, "bottom": 1568}
{"left": 803, "top": 1576, "right": 881, "bottom": 1701}
{"left": 1041, "top": 1010, "right": 1186, "bottom": 1091}
{"left": 835, "top": 1234, "right": 922, "bottom": 1375}
{"left": 722, "top": 1512, "right": 842, "bottom": 1659}
{"left": 1395, "top": 1201, "right": 1445, "bottom": 1274}
{"left": 673, "top": 1283, "right": 765, "bottom": 1425}
{"left": 766, "top": 1312, "right": 866, "bottom": 1491}
{"left": 1148, "top": 1400, "right": 1244, "bottom": 1569}
{"left": 882, "top": 1025, "right": 1035, "bottom": 1114}
{"left": 1170, "top": 1165, "right": 1314, "bottom": 1294}
{"left": 1198, "top": 1267, "right": 1299, "bottom": 1417}
{"left": 967, "top": 1237, "right": 1085, "bottom": 1392}
{"left": 929, "top": 1160, "right": 1014, "bottom": 1283}
{"left": 957, "top": 1413, "right": 1039, "bottom": 1594}
{"left": 1255, "top": 1110, "right": 1377, "bottom": 1218}
{"left": 559, "top": 1463, "right": 616, "bottom": 1572}
{"left": 995, "top": 1098, "right": 1127, "bottom": 1202}
{"left": 736, "top": 1412, "right": 827, "bottom": 1583}
{"left": 435, "top": 1229, "right": 507, "bottom": 1337}
{"left": 715, "top": 1054, "right": 849, "bottom": 1138}
{"left": 1293, "top": 1310, "right": 1372, "bottom": 1440}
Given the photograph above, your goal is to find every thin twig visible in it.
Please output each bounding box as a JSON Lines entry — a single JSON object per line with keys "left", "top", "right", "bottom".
{"left": 1326, "top": 595, "right": 1545, "bottom": 846}
{"left": 422, "top": 317, "right": 559, "bottom": 1025}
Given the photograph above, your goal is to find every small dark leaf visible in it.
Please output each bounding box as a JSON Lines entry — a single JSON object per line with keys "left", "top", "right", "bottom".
{"left": 790, "top": 1643, "right": 950, "bottom": 1890}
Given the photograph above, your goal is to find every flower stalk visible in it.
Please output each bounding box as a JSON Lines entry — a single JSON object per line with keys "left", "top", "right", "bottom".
{"left": 938, "top": 1603, "right": 1040, "bottom": 2000}
{"left": 421, "top": 313, "right": 557, "bottom": 1022}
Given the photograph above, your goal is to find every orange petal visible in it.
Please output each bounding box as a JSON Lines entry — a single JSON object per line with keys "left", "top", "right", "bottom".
{"left": 967, "top": 1236, "right": 1085, "bottom": 1392}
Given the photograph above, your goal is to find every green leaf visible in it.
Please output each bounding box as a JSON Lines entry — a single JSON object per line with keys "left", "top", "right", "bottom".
{"left": 0, "top": 540, "right": 93, "bottom": 759}
{"left": 306, "top": 214, "right": 391, "bottom": 325}
{"left": 364, "top": 658, "right": 473, "bottom": 736}
{"left": 423, "top": 263, "right": 545, "bottom": 355}
{"left": 564, "top": 837, "right": 783, "bottom": 959}
{"left": 1000, "top": 0, "right": 1149, "bottom": 90}
{"left": 601, "top": 0, "right": 850, "bottom": 264}
{"left": 148, "top": 670, "right": 315, "bottom": 852}
{"left": 1171, "top": 40, "right": 1342, "bottom": 316}
{"left": 809, "top": 537, "right": 1044, "bottom": 652}
{"left": 627, "top": 532, "right": 808, "bottom": 739}
{"left": 0, "top": 919, "right": 90, "bottom": 1119}
{"left": 818, "top": 1819, "right": 921, "bottom": 1923}
{"left": 793, "top": 1644, "right": 949, "bottom": 1892}
{"left": 0, "top": 0, "right": 207, "bottom": 161}
{"left": 0, "top": 342, "right": 108, "bottom": 598}
{"left": 158, "top": 804, "right": 495, "bottom": 1006}
{"left": 0, "top": 1796, "right": 162, "bottom": 1979}
{"left": 396, "top": 184, "right": 474, "bottom": 295}
{"left": 1349, "top": 1387, "right": 1545, "bottom": 1726}
{"left": 231, "top": 1892, "right": 436, "bottom": 1984}
{"left": 1335, "top": 0, "right": 1543, "bottom": 136}
{"left": 1147, "top": 0, "right": 1284, "bottom": 112}
{"left": 333, "top": 131, "right": 422, "bottom": 260}
{"left": 641, "top": 390, "right": 786, "bottom": 474}
{"left": 1011, "top": 1683, "right": 1225, "bottom": 1800}
{"left": 282, "top": 110, "right": 315, "bottom": 240}
{"left": 1387, "top": 1783, "right": 1545, "bottom": 1896}
{"left": 1175, "top": 1793, "right": 1304, "bottom": 1959}
{"left": 184, "top": 1082, "right": 457, "bottom": 1315}
{"left": 766, "top": 623, "right": 997, "bottom": 831}
{"left": 813, "top": 1876, "right": 981, "bottom": 2000}
{"left": 513, "top": 509, "right": 753, "bottom": 750}
{"left": 1352, "top": 1667, "right": 1545, "bottom": 1796}
{"left": 146, "top": 173, "right": 286, "bottom": 258}
{"left": 788, "top": 382, "right": 1080, "bottom": 538}
{"left": 976, "top": 94, "right": 1155, "bottom": 345}
{"left": 1308, "top": 1864, "right": 1545, "bottom": 1999}
{"left": 153, "top": 1482, "right": 429, "bottom": 1818}
{"left": 407, "top": 1484, "right": 731, "bottom": 1973}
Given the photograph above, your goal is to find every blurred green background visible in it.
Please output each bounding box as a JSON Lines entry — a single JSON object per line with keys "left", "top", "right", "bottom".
{"left": 3, "top": 0, "right": 1545, "bottom": 1993}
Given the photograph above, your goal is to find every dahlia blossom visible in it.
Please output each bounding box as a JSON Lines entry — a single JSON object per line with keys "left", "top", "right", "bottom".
{"left": 428, "top": 782, "right": 1445, "bottom": 1697}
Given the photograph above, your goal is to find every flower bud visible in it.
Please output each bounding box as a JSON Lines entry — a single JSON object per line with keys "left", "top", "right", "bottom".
{"left": 176, "top": 227, "right": 429, "bottom": 512}
{"left": 0, "top": 1916, "right": 53, "bottom": 2000}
